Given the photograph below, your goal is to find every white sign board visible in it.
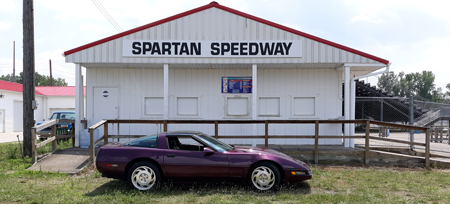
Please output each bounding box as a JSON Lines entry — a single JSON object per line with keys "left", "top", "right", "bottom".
{"left": 123, "top": 40, "right": 302, "bottom": 58}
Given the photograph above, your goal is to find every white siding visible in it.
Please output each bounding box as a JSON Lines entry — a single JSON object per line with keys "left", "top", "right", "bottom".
{"left": 86, "top": 67, "right": 343, "bottom": 145}
{"left": 0, "top": 91, "right": 45, "bottom": 132}
{"left": 66, "top": 7, "right": 380, "bottom": 65}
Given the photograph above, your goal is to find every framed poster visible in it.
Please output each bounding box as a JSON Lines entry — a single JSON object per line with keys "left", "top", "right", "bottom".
{"left": 222, "top": 77, "right": 252, "bottom": 93}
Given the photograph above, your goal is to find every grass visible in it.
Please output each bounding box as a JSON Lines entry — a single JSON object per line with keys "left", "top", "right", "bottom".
{"left": 1, "top": 142, "right": 450, "bottom": 203}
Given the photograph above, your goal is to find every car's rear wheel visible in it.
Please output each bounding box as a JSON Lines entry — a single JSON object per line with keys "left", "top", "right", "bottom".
{"left": 128, "top": 161, "right": 161, "bottom": 191}
{"left": 249, "top": 162, "right": 281, "bottom": 191}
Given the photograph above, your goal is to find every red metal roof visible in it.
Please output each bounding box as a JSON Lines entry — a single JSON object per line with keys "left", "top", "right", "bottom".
{"left": 63, "top": 2, "right": 389, "bottom": 65}
{"left": 35, "top": 86, "right": 86, "bottom": 96}
{"left": 0, "top": 80, "right": 85, "bottom": 96}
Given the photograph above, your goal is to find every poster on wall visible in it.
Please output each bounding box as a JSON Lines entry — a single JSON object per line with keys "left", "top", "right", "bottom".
{"left": 222, "top": 77, "right": 252, "bottom": 93}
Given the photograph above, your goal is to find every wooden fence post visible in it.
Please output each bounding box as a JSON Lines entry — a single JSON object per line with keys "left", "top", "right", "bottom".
{"left": 426, "top": 128, "right": 430, "bottom": 169}
{"left": 104, "top": 122, "right": 109, "bottom": 145}
{"left": 215, "top": 121, "right": 218, "bottom": 139}
{"left": 365, "top": 120, "right": 370, "bottom": 165}
{"left": 89, "top": 129, "right": 95, "bottom": 164}
{"left": 314, "top": 120, "right": 319, "bottom": 165}
{"left": 265, "top": 121, "right": 268, "bottom": 148}
{"left": 31, "top": 128, "right": 37, "bottom": 163}
{"left": 51, "top": 124, "right": 57, "bottom": 150}
{"left": 164, "top": 120, "right": 168, "bottom": 132}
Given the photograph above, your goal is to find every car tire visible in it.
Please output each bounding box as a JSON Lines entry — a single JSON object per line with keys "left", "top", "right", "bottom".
{"left": 248, "top": 162, "right": 281, "bottom": 191}
{"left": 127, "top": 161, "right": 161, "bottom": 191}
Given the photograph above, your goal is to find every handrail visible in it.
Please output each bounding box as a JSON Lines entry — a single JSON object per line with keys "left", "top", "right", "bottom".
{"left": 87, "top": 119, "right": 431, "bottom": 169}
{"left": 31, "top": 119, "right": 76, "bottom": 163}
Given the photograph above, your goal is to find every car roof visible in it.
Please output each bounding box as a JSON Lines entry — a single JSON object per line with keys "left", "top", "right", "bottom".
{"left": 163, "top": 130, "right": 205, "bottom": 136}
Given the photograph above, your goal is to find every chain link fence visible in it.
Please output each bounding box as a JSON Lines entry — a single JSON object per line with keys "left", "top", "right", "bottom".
{"left": 355, "top": 97, "right": 450, "bottom": 157}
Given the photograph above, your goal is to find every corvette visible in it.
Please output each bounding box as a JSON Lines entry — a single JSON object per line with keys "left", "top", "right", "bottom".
{"left": 96, "top": 131, "right": 311, "bottom": 191}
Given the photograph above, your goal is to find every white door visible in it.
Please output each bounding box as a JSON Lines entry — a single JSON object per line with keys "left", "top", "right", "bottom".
{"left": 93, "top": 87, "right": 119, "bottom": 123}
{"left": 0, "top": 110, "right": 4, "bottom": 133}
{"left": 13, "top": 101, "right": 23, "bottom": 132}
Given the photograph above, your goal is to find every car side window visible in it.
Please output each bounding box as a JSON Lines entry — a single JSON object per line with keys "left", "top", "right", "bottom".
{"left": 167, "top": 136, "right": 204, "bottom": 151}
{"left": 124, "top": 135, "right": 158, "bottom": 148}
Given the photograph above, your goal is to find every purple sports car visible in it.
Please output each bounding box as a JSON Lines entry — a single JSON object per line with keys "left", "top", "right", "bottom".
{"left": 96, "top": 131, "right": 311, "bottom": 191}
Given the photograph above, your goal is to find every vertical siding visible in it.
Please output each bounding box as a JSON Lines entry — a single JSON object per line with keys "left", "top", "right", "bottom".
{"left": 66, "top": 7, "right": 384, "bottom": 66}
{"left": 87, "top": 67, "right": 343, "bottom": 145}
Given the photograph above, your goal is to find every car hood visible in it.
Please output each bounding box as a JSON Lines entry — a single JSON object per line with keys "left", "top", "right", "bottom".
{"left": 230, "top": 146, "right": 292, "bottom": 159}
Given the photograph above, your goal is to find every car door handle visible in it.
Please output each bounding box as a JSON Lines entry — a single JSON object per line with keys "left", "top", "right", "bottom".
{"left": 167, "top": 154, "right": 175, "bottom": 157}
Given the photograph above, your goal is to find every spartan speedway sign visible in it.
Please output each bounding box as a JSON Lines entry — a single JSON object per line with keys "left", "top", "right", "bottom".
{"left": 123, "top": 40, "right": 302, "bottom": 58}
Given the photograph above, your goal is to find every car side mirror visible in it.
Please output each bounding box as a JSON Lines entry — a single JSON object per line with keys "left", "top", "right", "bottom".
{"left": 203, "top": 147, "right": 214, "bottom": 156}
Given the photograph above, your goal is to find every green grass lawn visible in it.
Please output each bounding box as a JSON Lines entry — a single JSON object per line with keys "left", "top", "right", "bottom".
{"left": 1, "top": 141, "right": 450, "bottom": 204}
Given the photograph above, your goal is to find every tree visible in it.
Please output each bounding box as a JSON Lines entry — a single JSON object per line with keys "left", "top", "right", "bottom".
{"left": 378, "top": 70, "right": 444, "bottom": 101}
{"left": 0, "top": 72, "right": 68, "bottom": 86}
{"left": 377, "top": 71, "right": 399, "bottom": 96}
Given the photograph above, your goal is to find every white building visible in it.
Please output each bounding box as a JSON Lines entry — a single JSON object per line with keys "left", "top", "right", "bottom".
{"left": 64, "top": 2, "right": 389, "bottom": 147}
{"left": 0, "top": 80, "right": 85, "bottom": 133}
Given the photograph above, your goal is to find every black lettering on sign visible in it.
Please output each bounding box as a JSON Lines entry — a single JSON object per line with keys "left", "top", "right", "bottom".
{"left": 180, "top": 43, "right": 190, "bottom": 55}
{"left": 172, "top": 42, "right": 180, "bottom": 55}
{"left": 142, "top": 42, "right": 152, "bottom": 54}
{"left": 151, "top": 43, "right": 161, "bottom": 55}
{"left": 132, "top": 42, "right": 141, "bottom": 54}
{"left": 221, "top": 43, "right": 230, "bottom": 55}
{"left": 162, "top": 42, "right": 171, "bottom": 55}
{"left": 249, "top": 43, "right": 258, "bottom": 55}
{"left": 240, "top": 43, "right": 248, "bottom": 55}
{"left": 211, "top": 43, "right": 220, "bottom": 55}
{"left": 259, "top": 43, "right": 275, "bottom": 55}
{"left": 231, "top": 43, "right": 239, "bottom": 55}
{"left": 274, "top": 43, "right": 284, "bottom": 55}
{"left": 191, "top": 43, "right": 201, "bottom": 55}
{"left": 283, "top": 42, "right": 292, "bottom": 55}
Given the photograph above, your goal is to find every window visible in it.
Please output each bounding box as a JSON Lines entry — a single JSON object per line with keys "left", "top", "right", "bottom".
{"left": 259, "top": 97, "right": 280, "bottom": 116}
{"left": 227, "top": 97, "right": 248, "bottom": 116}
{"left": 124, "top": 134, "right": 158, "bottom": 148}
{"left": 293, "top": 97, "right": 315, "bottom": 115}
{"left": 144, "top": 97, "right": 163, "bottom": 115}
{"left": 177, "top": 97, "right": 199, "bottom": 116}
{"left": 166, "top": 136, "right": 205, "bottom": 151}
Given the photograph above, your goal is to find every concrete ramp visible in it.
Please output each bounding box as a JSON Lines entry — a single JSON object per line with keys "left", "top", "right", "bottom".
{"left": 28, "top": 148, "right": 90, "bottom": 174}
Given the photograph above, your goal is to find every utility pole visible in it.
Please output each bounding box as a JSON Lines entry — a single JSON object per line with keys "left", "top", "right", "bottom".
{"left": 49, "top": 59, "right": 52, "bottom": 86}
{"left": 23, "top": 0, "right": 35, "bottom": 158}
{"left": 13, "top": 41, "right": 15, "bottom": 82}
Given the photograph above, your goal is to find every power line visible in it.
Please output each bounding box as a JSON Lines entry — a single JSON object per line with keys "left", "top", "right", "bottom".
{"left": 91, "top": 0, "right": 123, "bottom": 32}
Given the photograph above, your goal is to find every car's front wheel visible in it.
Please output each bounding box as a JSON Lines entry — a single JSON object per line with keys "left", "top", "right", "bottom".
{"left": 128, "top": 161, "right": 161, "bottom": 191}
{"left": 249, "top": 162, "right": 281, "bottom": 191}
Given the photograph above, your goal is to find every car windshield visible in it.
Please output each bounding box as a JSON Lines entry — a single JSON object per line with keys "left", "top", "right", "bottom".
{"left": 49, "top": 112, "right": 75, "bottom": 120}
{"left": 196, "top": 134, "right": 233, "bottom": 152}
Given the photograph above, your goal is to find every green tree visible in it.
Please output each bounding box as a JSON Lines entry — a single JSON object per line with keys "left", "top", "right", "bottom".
{"left": 378, "top": 70, "right": 445, "bottom": 102}
{"left": 0, "top": 72, "right": 67, "bottom": 86}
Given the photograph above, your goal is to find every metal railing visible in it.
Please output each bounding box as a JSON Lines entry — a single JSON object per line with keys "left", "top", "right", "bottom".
{"left": 88, "top": 119, "right": 431, "bottom": 169}
{"left": 31, "top": 119, "right": 75, "bottom": 163}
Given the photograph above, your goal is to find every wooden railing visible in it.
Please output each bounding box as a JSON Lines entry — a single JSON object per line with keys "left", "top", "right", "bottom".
{"left": 88, "top": 119, "right": 431, "bottom": 169}
{"left": 31, "top": 119, "right": 75, "bottom": 163}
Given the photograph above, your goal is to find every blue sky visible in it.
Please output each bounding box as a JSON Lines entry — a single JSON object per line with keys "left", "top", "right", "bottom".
{"left": 0, "top": 0, "right": 449, "bottom": 90}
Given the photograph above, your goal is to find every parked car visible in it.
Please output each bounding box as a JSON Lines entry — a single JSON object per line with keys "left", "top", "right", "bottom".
{"left": 36, "top": 111, "right": 75, "bottom": 138}
{"left": 96, "top": 131, "right": 312, "bottom": 191}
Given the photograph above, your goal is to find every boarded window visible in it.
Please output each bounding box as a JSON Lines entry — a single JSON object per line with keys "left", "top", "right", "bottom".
{"left": 227, "top": 98, "right": 248, "bottom": 116}
{"left": 293, "top": 97, "right": 315, "bottom": 115}
{"left": 177, "top": 97, "right": 198, "bottom": 116}
{"left": 144, "top": 97, "right": 163, "bottom": 115}
{"left": 259, "top": 97, "right": 280, "bottom": 116}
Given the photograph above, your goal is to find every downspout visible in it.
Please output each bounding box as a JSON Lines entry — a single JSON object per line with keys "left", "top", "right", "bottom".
{"left": 349, "top": 63, "right": 391, "bottom": 148}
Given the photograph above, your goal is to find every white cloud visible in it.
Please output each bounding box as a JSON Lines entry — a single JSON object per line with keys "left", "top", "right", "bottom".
{"left": 0, "top": 21, "right": 11, "bottom": 30}
{"left": 0, "top": 0, "right": 16, "bottom": 13}
{"left": 79, "top": 23, "right": 109, "bottom": 34}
